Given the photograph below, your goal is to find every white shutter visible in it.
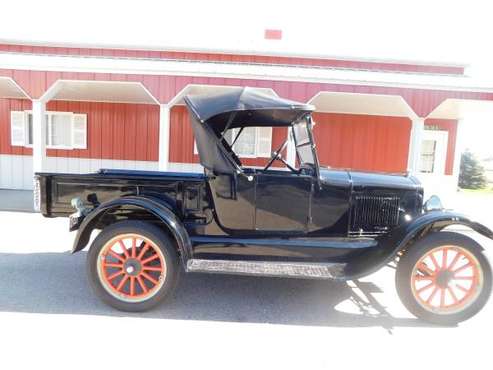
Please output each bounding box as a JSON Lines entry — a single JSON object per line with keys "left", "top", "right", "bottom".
{"left": 72, "top": 113, "right": 87, "bottom": 149}
{"left": 255, "top": 127, "right": 272, "bottom": 157}
{"left": 10, "top": 111, "right": 26, "bottom": 146}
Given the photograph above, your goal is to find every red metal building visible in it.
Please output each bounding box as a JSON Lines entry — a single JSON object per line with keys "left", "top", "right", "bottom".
{"left": 1, "top": 42, "right": 493, "bottom": 201}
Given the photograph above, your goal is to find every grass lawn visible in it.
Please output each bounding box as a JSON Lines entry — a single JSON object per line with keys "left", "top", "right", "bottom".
{"left": 459, "top": 187, "right": 493, "bottom": 195}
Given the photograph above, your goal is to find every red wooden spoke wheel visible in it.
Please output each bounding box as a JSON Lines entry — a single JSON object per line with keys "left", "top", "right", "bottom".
{"left": 96, "top": 233, "right": 166, "bottom": 303}
{"left": 411, "top": 245, "right": 483, "bottom": 315}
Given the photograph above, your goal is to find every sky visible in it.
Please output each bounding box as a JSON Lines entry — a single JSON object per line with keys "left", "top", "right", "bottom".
{"left": 0, "top": 0, "right": 492, "bottom": 156}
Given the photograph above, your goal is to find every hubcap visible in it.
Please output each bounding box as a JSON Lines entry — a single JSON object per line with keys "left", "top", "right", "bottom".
{"left": 97, "top": 233, "right": 166, "bottom": 303}
{"left": 411, "top": 245, "right": 483, "bottom": 315}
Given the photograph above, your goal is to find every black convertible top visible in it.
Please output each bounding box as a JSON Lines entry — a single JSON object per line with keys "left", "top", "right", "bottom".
{"left": 184, "top": 87, "right": 314, "bottom": 174}
{"left": 184, "top": 87, "right": 314, "bottom": 132}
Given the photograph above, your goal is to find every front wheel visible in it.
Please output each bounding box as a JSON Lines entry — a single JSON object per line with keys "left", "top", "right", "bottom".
{"left": 396, "top": 231, "right": 492, "bottom": 325}
{"left": 87, "top": 220, "right": 179, "bottom": 312}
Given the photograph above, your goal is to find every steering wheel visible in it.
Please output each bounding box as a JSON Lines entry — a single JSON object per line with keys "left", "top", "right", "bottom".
{"left": 263, "top": 140, "right": 297, "bottom": 173}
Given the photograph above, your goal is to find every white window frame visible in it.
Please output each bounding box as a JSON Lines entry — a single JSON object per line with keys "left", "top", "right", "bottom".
{"left": 419, "top": 130, "right": 448, "bottom": 175}
{"left": 11, "top": 110, "right": 87, "bottom": 150}
{"left": 230, "top": 127, "right": 272, "bottom": 158}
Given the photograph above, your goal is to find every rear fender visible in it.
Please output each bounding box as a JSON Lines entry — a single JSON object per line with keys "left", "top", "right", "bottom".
{"left": 71, "top": 195, "right": 192, "bottom": 264}
{"left": 345, "top": 211, "right": 493, "bottom": 279}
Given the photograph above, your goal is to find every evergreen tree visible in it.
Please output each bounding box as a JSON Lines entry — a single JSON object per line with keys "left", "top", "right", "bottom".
{"left": 459, "top": 150, "right": 487, "bottom": 189}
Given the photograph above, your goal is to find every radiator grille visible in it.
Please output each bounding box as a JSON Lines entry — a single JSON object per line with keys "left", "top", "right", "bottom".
{"left": 350, "top": 195, "right": 400, "bottom": 234}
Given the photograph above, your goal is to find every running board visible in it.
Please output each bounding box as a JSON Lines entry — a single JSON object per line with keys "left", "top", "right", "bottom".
{"left": 186, "top": 259, "right": 346, "bottom": 279}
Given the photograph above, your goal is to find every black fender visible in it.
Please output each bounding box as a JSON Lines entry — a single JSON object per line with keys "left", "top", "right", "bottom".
{"left": 345, "top": 211, "right": 493, "bottom": 279}
{"left": 71, "top": 195, "right": 192, "bottom": 264}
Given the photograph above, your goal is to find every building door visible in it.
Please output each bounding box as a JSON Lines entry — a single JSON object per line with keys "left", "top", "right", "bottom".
{"left": 419, "top": 130, "right": 449, "bottom": 175}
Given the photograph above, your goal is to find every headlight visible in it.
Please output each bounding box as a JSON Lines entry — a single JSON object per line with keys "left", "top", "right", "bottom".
{"left": 33, "top": 176, "right": 41, "bottom": 212}
{"left": 424, "top": 195, "right": 443, "bottom": 212}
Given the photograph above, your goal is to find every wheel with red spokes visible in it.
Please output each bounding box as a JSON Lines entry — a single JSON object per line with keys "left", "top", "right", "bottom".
{"left": 396, "top": 231, "right": 491, "bottom": 325}
{"left": 87, "top": 221, "right": 179, "bottom": 311}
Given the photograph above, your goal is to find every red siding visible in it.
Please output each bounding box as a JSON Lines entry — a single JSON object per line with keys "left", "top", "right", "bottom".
{"left": 0, "top": 99, "right": 159, "bottom": 161}
{"left": 168, "top": 106, "right": 286, "bottom": 167}
{"left": 0, "top": 43, "right": 465, "bottom": 75}
{"left": 0, "top": 98, "right": 32, "bottom": 155}
{"left": 425, "top": 119, "right": 458, "bottom": 176}
{"left": 313, "top": 113, "right": 411, "bottom": 173}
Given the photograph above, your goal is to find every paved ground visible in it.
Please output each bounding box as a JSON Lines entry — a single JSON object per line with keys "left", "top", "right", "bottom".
{"left": 0, "top": 193, "right": 492, "bottom": 369}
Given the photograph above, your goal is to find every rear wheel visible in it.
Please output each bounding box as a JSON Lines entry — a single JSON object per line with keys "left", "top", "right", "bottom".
{"left": 87, "top": 220, "right": 179, "bottom": 312}
{"left": 396, "top": 231, "right": 492, "bottom": 325}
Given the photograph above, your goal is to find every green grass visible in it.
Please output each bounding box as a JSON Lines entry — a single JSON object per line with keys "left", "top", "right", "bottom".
{"left": 459, "top": 187, "right": 493, "bottom": 194}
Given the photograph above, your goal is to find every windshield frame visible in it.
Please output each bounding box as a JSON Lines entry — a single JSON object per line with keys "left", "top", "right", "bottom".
{"left": 291, "top": 114, "right": 320, "bottom": 180}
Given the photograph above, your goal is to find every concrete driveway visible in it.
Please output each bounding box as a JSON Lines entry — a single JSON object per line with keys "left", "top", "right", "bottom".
{"left": 0, "top": 198, "right": 492, "bottom": 369}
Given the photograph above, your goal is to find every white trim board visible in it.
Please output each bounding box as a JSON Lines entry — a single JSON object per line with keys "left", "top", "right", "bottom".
{"left": 0, "top": 52, "right": 491, "bottom": 94}
{"left": 0, "top": 38, "right": 468, "bottom": 68}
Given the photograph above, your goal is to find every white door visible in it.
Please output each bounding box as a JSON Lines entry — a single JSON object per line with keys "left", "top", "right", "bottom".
{"left": 419, "top": 130, "right": 448, "bottom": 175}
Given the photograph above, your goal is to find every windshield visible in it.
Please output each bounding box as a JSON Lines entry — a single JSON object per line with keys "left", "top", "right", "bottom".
{"left": 292, "top": 117, "right": 317, "bottom": 168}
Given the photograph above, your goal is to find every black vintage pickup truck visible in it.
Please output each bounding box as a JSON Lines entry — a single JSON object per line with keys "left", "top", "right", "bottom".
{"left": 36, "top": 88, "right": 492, "bottom": 324}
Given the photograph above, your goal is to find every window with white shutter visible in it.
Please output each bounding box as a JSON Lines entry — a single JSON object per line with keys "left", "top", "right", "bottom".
{"left": 227, "top": 127, "right": 272, "bottom": 158}
{"left": 50, "top": 113, "right": 72, "bottom": 148}
{"left": 72, "top": 114, "right": 87, "bottom": 149}
{"left": 10, "top": 111, "right": 27, "bottom": 146}
{"left": 10, "top": 110, "right": 87, "bottom": 150}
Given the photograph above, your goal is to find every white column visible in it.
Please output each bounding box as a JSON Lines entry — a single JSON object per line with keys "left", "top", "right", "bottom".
{"left": 452, "top": 119, "right": 464, "bottom": 179}
{"left": 407, "top": 117, "right": 425, "bottom": 173}
{"left": 158, "top": 104, "right": 170, "bottom": 171}
{"left": 286, "top": 127, "right": 296, "bottom": 167}
{"left": 32, "top": 99, "right": 47, "bottom": 174}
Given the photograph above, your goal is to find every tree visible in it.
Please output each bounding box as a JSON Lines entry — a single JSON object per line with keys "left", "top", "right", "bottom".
{"left": 459, "top": 150, "right": 487, "bottom": 189}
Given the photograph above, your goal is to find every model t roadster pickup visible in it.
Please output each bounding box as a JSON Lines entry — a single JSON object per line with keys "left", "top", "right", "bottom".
{"left": 35, "top": 88, "right": 492, "bottom": 324}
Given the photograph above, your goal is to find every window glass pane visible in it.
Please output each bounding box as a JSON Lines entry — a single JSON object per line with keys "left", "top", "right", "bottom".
{"left": 293, "top": 120, "right": 310, "bottom": 145}
{"left": 297, "top": 144, "right": 315, "bottom": 166}
{"left": 50, "top": 114, "right": 72, "bottom": 147}
{"left": 419, "top": 139, "right": 436, "bottom": 173}
{"left": 232, "top": 127, "right": 256, "bottom": 156}
{"left": 27, "top": 113, "right": 33, "bottom": 145}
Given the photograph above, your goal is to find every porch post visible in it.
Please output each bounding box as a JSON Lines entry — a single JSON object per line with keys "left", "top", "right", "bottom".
{"left": 452, "top": 119, "right": 464, "bottom": 183}
{"left": 286, "top": 127, "right": 296, "bottom": 167}
{"left": 407, "top": 117, "right": 425, "bottom": 173}
{"left": 158, "top": 104, "right": 171, "bottom": 171}
{"left": 32, "top": 99, "right": 47, "bottom": 175}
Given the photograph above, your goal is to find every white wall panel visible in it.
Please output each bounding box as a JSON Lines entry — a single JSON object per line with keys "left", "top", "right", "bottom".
{"left": 1, "top": 155, "right": 161, "bottom": 190}
{"left": 0, "top": 155, "right": 33, "bottom": 190}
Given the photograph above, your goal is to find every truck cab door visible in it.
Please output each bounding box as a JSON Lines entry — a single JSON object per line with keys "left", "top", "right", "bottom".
{"left": 255, "top": 171, "right": 312, "bottom": 233}
{"left": 206, "top": 173, "right": 256, "bottom": 231}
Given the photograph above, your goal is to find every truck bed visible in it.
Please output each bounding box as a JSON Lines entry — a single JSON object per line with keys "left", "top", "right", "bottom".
{"left": 36, "top": 169, "right": 205, "bottom": 217}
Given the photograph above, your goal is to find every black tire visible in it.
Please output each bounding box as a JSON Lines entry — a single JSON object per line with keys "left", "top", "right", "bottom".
{"left": 396, "top": 231, "right": 492, "bottom": 325}
{"left": 87, "top": 220, "right": 180, "bottom": 312}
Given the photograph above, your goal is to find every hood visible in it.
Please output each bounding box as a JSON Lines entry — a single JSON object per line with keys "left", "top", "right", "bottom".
{"left": 349, "top": 170, "right": 421, "bottom": 191}
{"left": 319, "top": 168, "right": 422, "bottom": 191}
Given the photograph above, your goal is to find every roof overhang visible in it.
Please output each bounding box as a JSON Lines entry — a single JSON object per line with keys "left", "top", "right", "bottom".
{"left": 0, "top": 76, "right": 30, "bottom": 99}
{"left": 308, "top": 91, "right": 418, "bottom": 119}
{"left": 40, "top": 80, "right": 159, "bottom": 104}
{"left": 168, "top": 84, "right": 277, "bottom": 107}
{"left": 1, "top": 52, "right": 490, "bottom": 94}
{"left": 426, "top": 98, "right": 493, "bottom": 120}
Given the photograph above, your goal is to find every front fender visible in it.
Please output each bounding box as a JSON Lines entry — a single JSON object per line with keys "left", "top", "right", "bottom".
{"left": 345, "top": 211, "right": 493, "bottom": 279}
{"left": 71, "top": 195, "right": 192, "bottom": 263}
{"left": 387, "top": 211, "right": 493, "bottom": 251}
